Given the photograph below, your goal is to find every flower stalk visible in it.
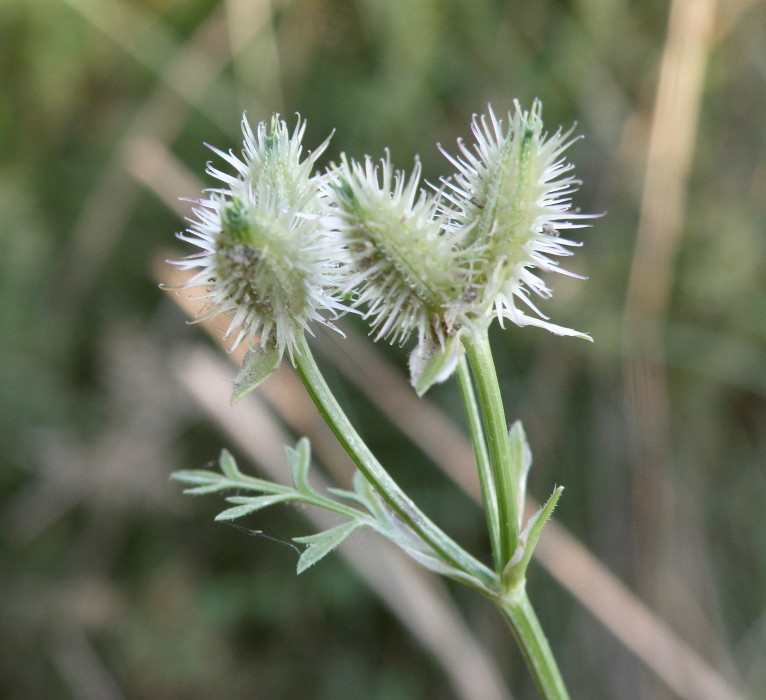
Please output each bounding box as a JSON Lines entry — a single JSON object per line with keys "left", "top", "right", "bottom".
{"left": 456, "top": 354, "right": 502, "bottom": 571}
{"left": 292, "top": 334, "right": 496, "bottom": 592}
{"left": 463, "top": 329, "right": 520, "bottom": 568}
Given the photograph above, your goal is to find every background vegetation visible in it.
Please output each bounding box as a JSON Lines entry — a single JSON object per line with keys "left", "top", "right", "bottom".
{"left": 1, "top": 0, "right": 764, "bottom": 698}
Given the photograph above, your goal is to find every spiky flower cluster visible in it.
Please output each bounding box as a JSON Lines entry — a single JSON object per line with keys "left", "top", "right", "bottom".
{"left": 439, "top": 99, "right": 592, "bottom": 338}
{"left": 170, "top": 101, "right": 592, "bottom": 385}
{"left": 324, "top": 153, "right": 471, "bottom": 348}
{"left": 170, "top": 115, "right": 347, "bottom": 359}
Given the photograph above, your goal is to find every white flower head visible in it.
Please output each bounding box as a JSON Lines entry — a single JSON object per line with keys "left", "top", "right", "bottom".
{"left": 324, "top": 152, "right": 471, "bottom": 348}
{"left": 440, "top": 100, "right": 594, "bottom": 339}
{"left": 168, "top": 114, "right": 347, "bottom": 360}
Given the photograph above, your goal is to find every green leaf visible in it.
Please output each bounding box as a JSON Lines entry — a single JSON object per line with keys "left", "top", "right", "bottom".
{"left": 286, "top": 437, "right": 312, "bottom": 494}
{"left": 294, "top": 521, "right": 364, "bottom": 574}
{"left": 231, "top": 341, "right": 282, "bottom": 404}
{"left": 326, "top": 486, "right": 366, "bottom": 506}
{"left": 396, "top": 540, "right": 492, "bottom": 593}
{"left": 218, "top": 449, "right": 242, "bottom": 480}
{"left": 172, "top": 468, "right": 228, "bottom": 485}
{"left": 224, "top": 492, "right": 290, "bottom": 505}
{"left": 182, "top": 482, "right": 235, "bottom": 496}
{"left": 351, "top": 470, "right": 392, "bottom": 524}
{"left": 503, "top": 486, "right": 564, "bottom": 591}
{"left": 171, "top": 468, "right": 240, "bottom": 494}
{"left": 409, "top": 334, "right": 462, "bottom": 397}
{"left": 214, "top": 494, "right": 294, "bottom": 521}
{"left": 508, "top": 421, "right": 532, "bottom": 524}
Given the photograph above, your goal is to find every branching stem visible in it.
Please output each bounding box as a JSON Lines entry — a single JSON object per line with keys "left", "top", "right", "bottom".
{"left": 293, "top": 335, "right": 495, "bottom": 591}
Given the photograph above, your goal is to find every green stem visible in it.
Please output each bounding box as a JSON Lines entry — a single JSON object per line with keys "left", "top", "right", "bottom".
{"left": 498, "top": 588, "right": 571, "bottom": 700}
{"left": 463, "top": 329, "right": 520, "bottom": 567}
{"left": 456, "top": 355, "right": 502, "bottom": 572}
{"left": 293, "top": 335, "right": 495, "bottom": 590}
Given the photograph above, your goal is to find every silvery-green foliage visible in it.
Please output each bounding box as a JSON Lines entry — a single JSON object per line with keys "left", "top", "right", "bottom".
{"left": 173, "top": 439, "right": 489, "bottom": 590}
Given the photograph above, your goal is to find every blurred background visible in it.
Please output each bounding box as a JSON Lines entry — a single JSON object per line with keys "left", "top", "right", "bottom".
{"left": 1, "top": 0, "right": 764, "bottom": 698}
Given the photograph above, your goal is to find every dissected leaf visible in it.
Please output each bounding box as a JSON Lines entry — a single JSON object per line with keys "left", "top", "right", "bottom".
{"left": 171, "top": 468, "right": 240, "bottom": 495}
{"left": 218, "top": 449, "right": 242, "bottom": 480}
{"left": 326, "top": 473, "right": 372, "bottom": 510}
{"left": 173, "top": 459, "right": 278, "bottom": 495}
{"left": 286, "top": 437, "right": 312, "bottom": 494}
{"left": 214, "top": 493, "right": 294, "bottom": 521}
{"left": 172, "top": 469, "right": 228, "bottom": 485}
{"left": 396, "top": 539, "right": 490, "bottom": 593}
{"left": 294, "top": 521, "right": 364, "bottom": 574}
{"left": 352, "top": 471, "right": 392, "bottom": 524}
{"left": 182, "top": 482, "right": 237, "bottom": 496}
{"left": 326, "top": 486, "right": 367, "bottom": 507}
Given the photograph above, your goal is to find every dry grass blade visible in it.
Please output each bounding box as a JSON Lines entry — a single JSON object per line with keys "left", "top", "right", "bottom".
{"left": 621, "top": 0, "right": 717, "bottom": 450}
{"left": 624, "top": 0, "right": 717, "bottom": 325}
{"left": 619, "top": 2, "right": 738, "bottom": 695}
{"left": 58, "top": 0, "right": 240, "bottom": 126}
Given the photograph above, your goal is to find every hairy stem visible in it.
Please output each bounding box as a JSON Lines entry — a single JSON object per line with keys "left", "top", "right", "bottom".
{"left": 498, "top": 588, "right": 571, "bottom": 700}
{"left": 456, "top": 355, "right": 501, "bottom": 572}
{"left": 293, "top": 335, "right": 495, "bottom": 590}
{"left": 463, "top": 329, "right": 520, "bottom": 567}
